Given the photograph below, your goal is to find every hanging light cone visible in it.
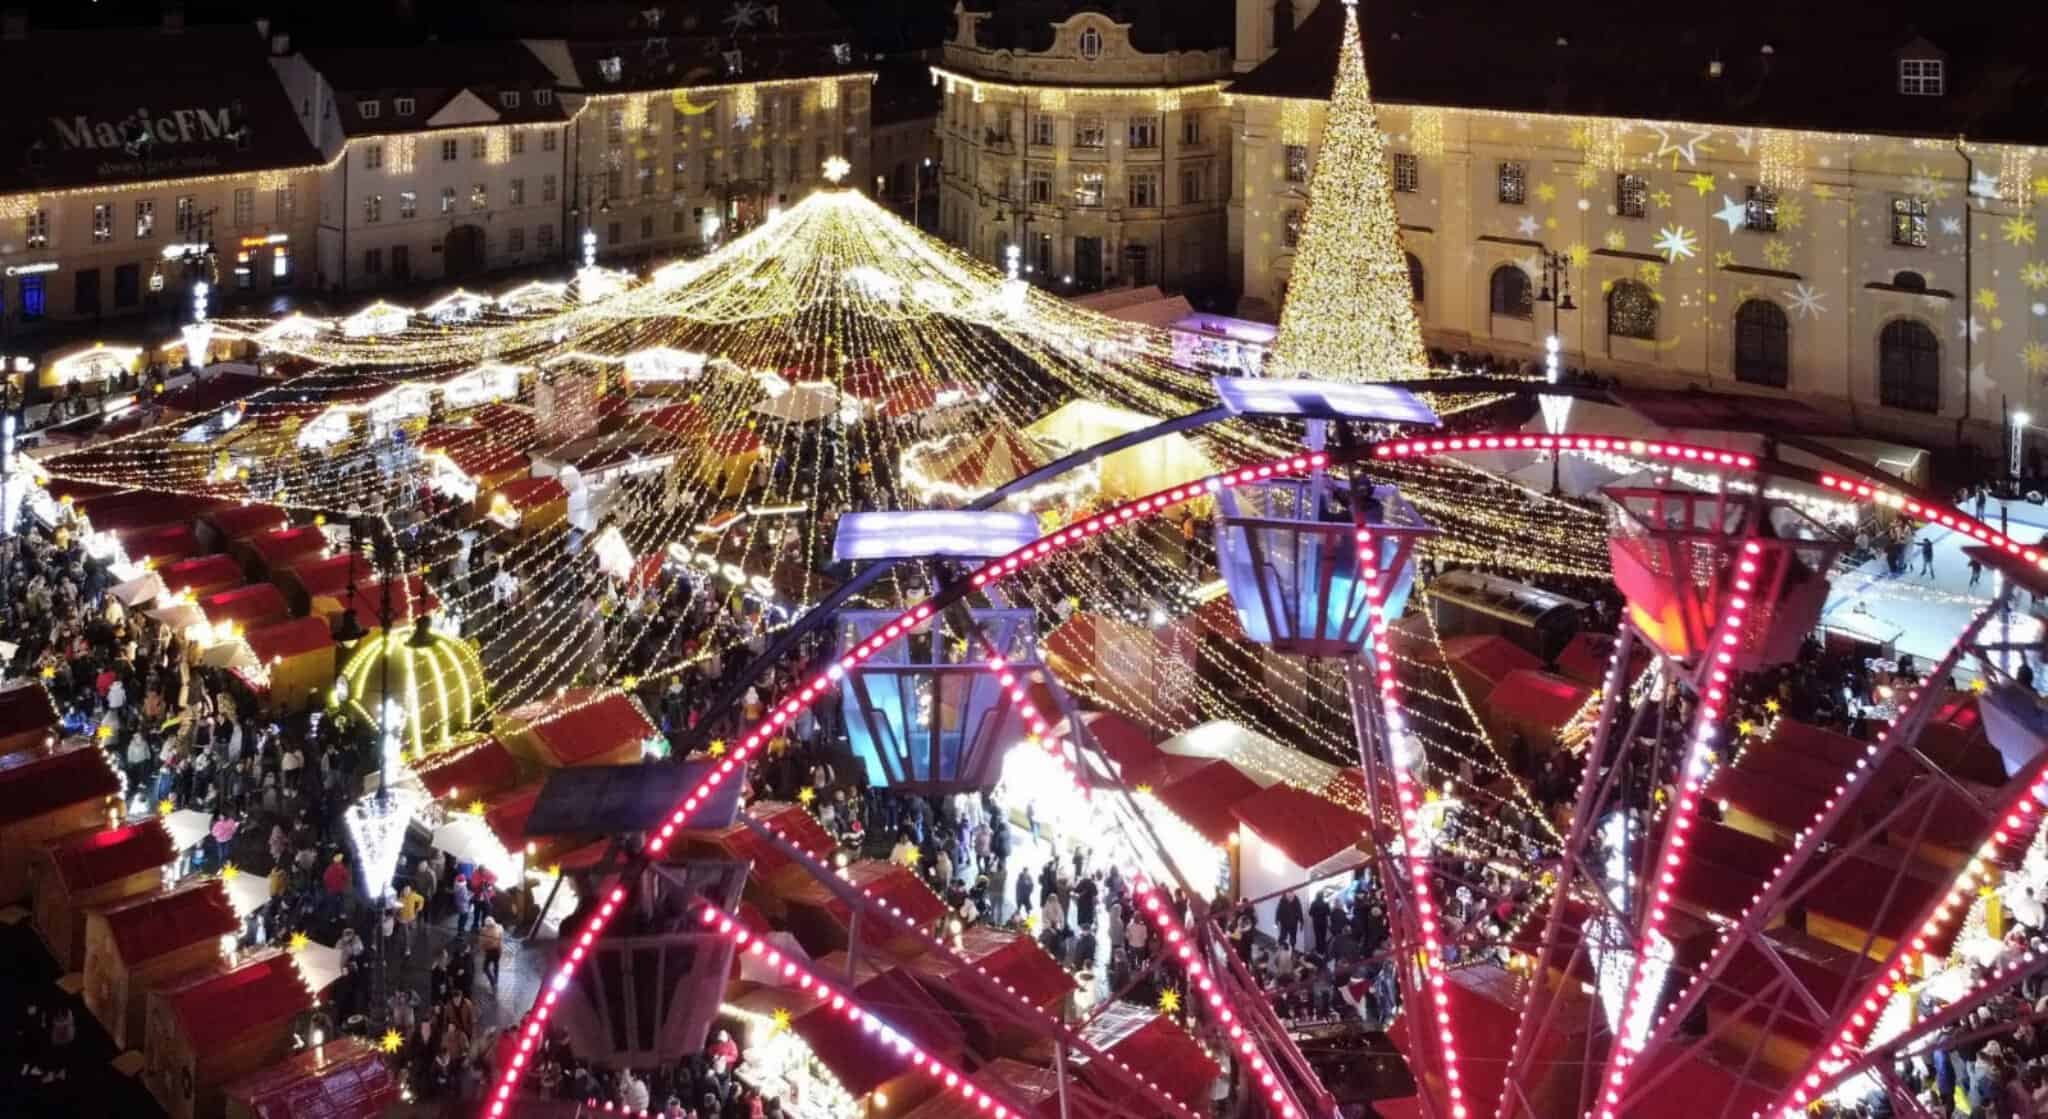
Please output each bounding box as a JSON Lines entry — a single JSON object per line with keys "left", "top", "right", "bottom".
{"left": 1268, "top": 0, "right": 1431, "bottom": 383}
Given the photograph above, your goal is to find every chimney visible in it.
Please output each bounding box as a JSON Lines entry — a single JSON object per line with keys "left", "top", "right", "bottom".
{"left": 271, "top": 29, "right": 291, "bottom": 55}
{"left": 254, "top": 16, "right": 268, "bottom": 36}
{"left": 163, "top": 2, "right": 185, "bottom": 34}
{"left": 3, "top": 8, "right": 26, "bottom": 40}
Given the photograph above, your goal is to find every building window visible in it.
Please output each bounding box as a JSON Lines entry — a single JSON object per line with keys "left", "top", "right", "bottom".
{"left": 1406, "top": 252, "right": 1424, "bottom": 302}
{"left": 1128, "top": 115, "right": 1159, "bottom": 150}
{"left": 1616, "top": 173, "right": 1648, "bottom": 219}
{"left": 1497, "top": 161, "right": 1527, "bottom": 205}
{"left": 276, "top": 186, "right": 296, "bottom": 222}
{"left": 1181, "top": 167, "right": 1204, "bottom": 204}
{"left": 1489, "top": 265, "right": 1532, "bottom": 318}
{"left": 134, "top": 200, "right": 155, "bottom": 239}
{"left": 1392, "top": 152, "right": 1419, "bottom": 193}
{"left": 507, "top": 226, "right": 524, "bottom": 254}
{"left": 1879, "top": 318, "right": 1941, "bottom": 412}
{"left": 1744, "top": 186, "right": 1778, "bottom": 232}
{"left": 91, "top": 203, "right": 113, "bottom": 242}
{"left": 1079, "top": 26, "right": 1102, "bottom": 59}
{"left": 358, "top": 99, "right": 381, "bottom": 119}
{"left": 364, "top": 248, "right": 383, "bottom": 274}
{"left": 399, "top": 191, "right": 417, "bottom": 219}
{"left": 435, "top": 138, "right": 454, "bottom": 162}
{"left": 510, "top": 178, "right": 526, "bottom": 206}
{"left": 176, "top": 195, "right": 196, "bottom": 234}
{"left": 1284, "top": 144, "right": 1310, "bottom": 185}
{"left": 607, "top": 221, "right": 621, "bottom": 245}
{"left": 1129, "top": 170, "right": 1159, "bottom": 208}
{"left": 1891, "top": 196, "right": 1929, "bottom": 247}
{"left": 273, "top": 247, "right": 291, "bottom": 282}
{"left": 1283, "top": 207, "right": 1304, "bottom": 247}
{"left": 364, "top": 194, "right": 383, "bottom": 223}
{"left": 543, "top": 175, "right": 557, "bottom": 203}
{"left": 542, "top": 131, "right": 557, "bottom": 152}
{"left": 441, "top": 187, "right": 457, "bottom": 214}
{"left": 537, "top": 224, "right": 554, "bottom": 251}
{"left": 535, "top": 90, "right": 553, "bottom": 106}
{"left": 1607, "top": 279, "right": 1659, "bottom": 340}
{"left": 1028, "top": 165, "right": 1053, "bottom": 205}
{"left": 1075, "top": 114, "right": 1105, "bottom": 149}
{"left": 25, "top": 209, "right": 47, "bottom": 247}
{"left": 395, "top": 97, "right": 415, "bottom": 115}
{"left": 1734, "top": 299, "right": 1790, "bottom": 387}
{"left": 233, "top": 189, "right": 254, "bottom": 226}
{"left": 607, "top": 109, "right": 625, "bottom": 143}
{"left": 640, "top": 215, "right": 654, "bottom": 238}
{"left": 511, "top": 132, "right": 526, "bottom": 156}
{"left": 470, "top": 135, "right": 487, "bottom": 159}
{"left": 1074, "top": 170, "right": 1104, "bottom": 207}
{"left": 470, "top": 184, "right": 487, "bottom": 210}
{"left": 1182, "top": 113, "right": 1202, "bottom": 147}
{"left": 606, "top": 169, "right": 624, "bottom": 199}
{"left": 1899, "top": 58, "right": 1944, "bottom": 95}
{"left": 365, "top": 144, "right": 384, "bottom": 170}
{"left": 639, "top": 160, "right": 657, "bottom": 196}
{"left": 499, "top": 90, "right": 521, "bottom": 109}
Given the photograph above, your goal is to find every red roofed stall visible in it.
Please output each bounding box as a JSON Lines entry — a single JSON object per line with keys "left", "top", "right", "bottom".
{"left": 200, "top": 582, "right": 290, "bottom": 632}
{"left": 0, "top": 744, "right": 121, "bottom": 903}
{"left": 1069, "top": 1000, "right": 1220, "bottom": 1112}
{"left": 338, "top": 576, "right": 439, "bottom": 635}
{"left": 240, "top": 617, "right": 338, "bottom": 713}
{"left": 904, "top": 926, "right": 1076, "bottom": 1055}
{"left": 677, "top": 799, "right": 837, "bottom": 905}
{"left": 1152, "top": 759, "right": 1264, "bottom": 846}
{"left": 500, "top": 688, "right": 654, "bottom": 769}
{"left": 1232, "top": 782, "right": 1371, "bottom": 934}
{"left": 31, "top": 819, "right": 177, "bottom": 969}
{"left": 777, "top": 859, "right": 949, "bottom": 959}
{"left": 274, "top": 553, "right": 372, "bottom": 616}
{"left": 198, "top": 503, "right": 290, "bottom": 549}
{"left": 899, "top": 1057, "right": 1117, "bottom": 1119}
{"left": 122, "top": 522, "right": 202, "bottom": 567}
{"left": 1480, "top": 669, "right": 1593, "bottom": 756}
{"left": 1555, "top": 630, "right": 1651, "bottom": 688}
{"left": 1441, "top": 634, "right": 1542, "bottom": 700}
{"left": 236, "top": 525, "right": 328, "bottom": 577}
{"left": 414, "top": 736, "right": 522, "bottom": 802}
{"left": 222, "top": 1036, "right": 398, "bottom": 1119}
{"left": 145, "top": 952, "right": 315, "bottom": 1119}
{"left": 160, "top": 553, "right": 245, "bottom": 598}
{"left": 0, "top": 680, "right": 59, "bottom": 757}
{"left": 83, "top": 880, "right": 239, "bottom": 1048}
{"left": 790, "top": 967, "right": 969, "bottom": 1112}
{"left": 487, "top": 476, "right": 567, "bottom": 534}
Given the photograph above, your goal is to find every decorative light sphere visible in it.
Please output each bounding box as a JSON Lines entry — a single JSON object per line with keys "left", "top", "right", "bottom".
{"left": 340, "top": 622, "right": 489, "bottom": 757}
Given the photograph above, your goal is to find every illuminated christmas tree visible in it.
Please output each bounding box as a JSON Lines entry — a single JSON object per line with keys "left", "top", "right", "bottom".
{"left": 1269, "top": 0, "right": 1430, "bottom": 382}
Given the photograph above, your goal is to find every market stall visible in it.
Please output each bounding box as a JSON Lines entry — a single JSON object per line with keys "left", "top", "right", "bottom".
{"left": 1043, "top": 613, "right": 1198, "bottom": 730}
{"left": 158, "top": 554, "right": 245, "bottom": 599}
{"left": 498, "top": 688, "right": 655, "bottom": 769}
{"left": 30, "top": 819, "right": 176, "bottom": 970}
{"left": 776, "top": 859, "right": 948, "bottom": 959}
{"left": 788, "top": 967, "right": 969, "bottom": 1116}
{"left": 82, "top": 880, "right": 237, "bottom": 1049}
{"left": 273, "top": 553, "right": 373, "bottom": 617}
{"left": 1070, "top": 1000, "right": 1220, "bottom": 1113}
{"left": 1231, "top": 782, "right": 1370, "bottom": 934}
{"left": 414, "top": 735, "right": 521, "bottom": 802}
{"left": 677, "top": 799, "right": 838, "bottom": 904}
{"left": 144, "top": 951, "right": 314, "bottom": 1119}
{"left": 0, "top": 745, "right": 122, "bottom": 902}
{"left": 221, "top": 1037, "right": 398, "bottom": 1119}
{"left": 0, "top": 681, "right": 59, "bottom": 757}
{"left": 197, "top": 503, "right": 290, "bottom": 551}
{"left": 234, "top": 525, "right": 328, "bottom": 578}
{"left": 485, "top": 476, "right": 568, "bottom": 535}
{"left": 240, "top": 617, "right": 338, "bottom": 713}
{"left": 898, "top": 427, "right": 1093, "bottom": 512}
{"left": 198, "top": 582, "right": 290, "bottom": 633}
{"left": 902, "top": 927, "right": 1075, "bottom": 1054}
{"left": 1480, "top": 670, "right": 1594, "bottom": 756}
{"left": 1024, "top": 399, "right": 1216, "bottom": 501}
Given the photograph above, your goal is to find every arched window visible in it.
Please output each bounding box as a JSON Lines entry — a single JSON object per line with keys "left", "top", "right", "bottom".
{"left": 1878, "top": 318, "right": 1941, "bottom": 413}
{"left": 1489, "top": 265, "right": 1531, "bottom": 318}
{"left": 1406, "top": 252, "right": 1424, "bottom": 303}
{"left": 1733, "top": 299, "right": 1789, "bottom": 387}
{"left": 1272, "top": 0, "right": 1295, "bottom": 47}
{"left": 1607, "top": 280, "right": 1658, "bottom": 340}
{"left": 1078, "top": 26, "right": 1103, "bottom": 60}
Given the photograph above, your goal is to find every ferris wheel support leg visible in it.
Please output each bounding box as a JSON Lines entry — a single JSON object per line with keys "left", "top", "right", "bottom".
{"left": 1494, "top": 627, "right": 1656, "bottom": 1119}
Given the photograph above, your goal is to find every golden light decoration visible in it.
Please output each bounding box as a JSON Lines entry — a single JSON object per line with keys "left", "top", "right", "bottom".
{"left": 1757, "top": 129, "right": 1807, "bottom": 193}
{"left": 821, "top": 155, "right": 851, "bottom": 184}
{"left": 1583, "top": 117, "right": 1626, "bottom": 175}
{"left": 1156, "top": 89, "right": 1182, "bottom": 114}
{"left": 0, "top": 194, "right": 38, "bottom": 220}
{"left": 1266, "top": 0, "right": 1430, "bottom": 382}
{"left": 708, "top": 739, "right": 727, "bottom": 756}
{"left": 818, "top": 79, "right": 840, "bottom": 112}
{"left": 1279, "top": 99, "right": 1315, "bottom": 146}
{"left": 339, "top": 622, "right": 489, "bottom": 757}
{"left": 220, "top": 862, "right": 241, "bottom": 881}
{"left": 393, "top": 136, "right": 416, "bottom": 176}
{"left": 1408, "top": 107, "right": 1444, "bottom": 158}
{"left": 468, "top": 799, "right": 487, "bottom": 817}
{"left": 288, "top": 931, "right": 311, "bottom": 952}
{"left": 158, "top": 798, "right": 175, "bottom": 816}
{"left": 486, "top": 127, "right": 510, "bottom": 166}
{"left": 2001, "top": 147, "right": 2035, "bottom": 205}
{"left": 1157, "top": 988, "right": 1181, "bottom": 1014}
{"left": 380, "top": 1029, "right": 405, "bottom": 1054}
{"left": 623, "top": 96, "right": 648, "bottom": 136}
{"left": 734, "top": 85, "right": 758, "bottom": 125}
{"left": 797, "top": 787, "right": 816, "bottom": 805}
{"left": 770, "top": 1007, "right": 793, "bottom": 1034}
{"left": 1037, "top": 88, "right": 1068, "bottom": 113}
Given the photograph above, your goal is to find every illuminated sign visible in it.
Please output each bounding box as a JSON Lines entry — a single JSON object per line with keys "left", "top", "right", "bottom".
{"left": 51, "top": 107, "right": 238, "bottom": 150}
{"left": 239, "top": 233, "right": 289, "bottom": 248}
{"left": 4, "top": 262, "right": 59, "bottom": 276}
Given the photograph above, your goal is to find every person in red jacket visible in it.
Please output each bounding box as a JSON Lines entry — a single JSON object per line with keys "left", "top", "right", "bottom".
{"left": 321, "top": 852, "right": 352, "bottom": 922}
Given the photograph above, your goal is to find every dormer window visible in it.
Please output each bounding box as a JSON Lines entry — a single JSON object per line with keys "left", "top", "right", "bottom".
{"left": 1079, "top": 26, "right": 1102, "bottom": 60}
{"left": 535, "top": 90, "right": 553, "bottom": 106}
{"left": 499, "top": 90, "right": 521, "bottom": 108}
{"left": 358, "top": 99, "right": 382, "bottom": 119}
{"left": 1899, "top": 58, "right": 1944, "bottom": 95}
{"left": 395, "top": 97, "right": 416, "bottom": 115}
{"left": 598, "top": 56, "right": 624, "bottom": 83}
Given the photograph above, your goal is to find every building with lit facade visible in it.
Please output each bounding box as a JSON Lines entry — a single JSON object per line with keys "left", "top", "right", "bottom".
{"left": 272, "top": 42, "right": 576, "bottom": 292}
{"left": 0, "top": 19, "right": 322, "bottom": 327}
{"left": 513, "top": 0, "right": 875, "bottom": 265}
{"left": 1229, "top": 0, "right": 2048, "bottom": 445}
{"left": 932, "top": 0, "right": 1236, "bottom": 290}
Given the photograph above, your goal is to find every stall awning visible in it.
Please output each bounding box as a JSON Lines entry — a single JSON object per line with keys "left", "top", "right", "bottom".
{"left": 1055, "top": 710, "right": 1163, "bottom": 788}
{"left": 205, "top": 504, "right": 290, "bottom": 542}
{"left": 495, "top": 476, "right": 567, "bottom": 511}
{"left": 244, "top": 526, "right": 329, "bottom": 571}
{"left": 1072, "top": 1000, "right": 1219, "bottom": 1110}
{"left": 0, "top": 745, "right": 119, "bottom": 827}
{"left": 792, "top": 968, "right": 968, "bottom": 1098}
{"left": 509, "top": 690, "right": 655, "bottom": 768}
{"left": 1484, "top": 670, "right": 1593, "bottom": 729}
{"left": 244, "top": 617, "right": 335, "bottom": 664}
{"left": 1554, "top": 630, "right": 1650, "bottom": 687}
{"left": 46, "top": 820, "right": 175, "bottom": 893}
{"left": 1153, "top": 760, "right": 1263, "bottom": 846}
{"left": 781, "top": 859, "right": 948, "bottom": 930}
{"left": 164, "top": 953, "right": 313, "bottom": 1054}
{"left": 687, "top": 800, "right": 836, "bottom": 879}
{"left": 0, "top": 681, "right": 58, "bottom": 740}
{"left": 1230, "top": 783, "right": 1370, "bottom": 871}
{"left": 899, "top": 1057, "right": 1115, "bottom": 1119}
{"left": 287, "top": 554, "right": 374, "bottom": 599}
{"left": 904, "top": 926, "right": 1075, "bottom": 1012}
{"left": 99, "top": 880, "right": 239, "bottom": 969}
{"left": 200, "top": 583, "right": 290, "bottom": 630}
{"left": 121, "top": 522, "right": 199, "bottom": 566}
{"left": 1442, "top": 635, "right": 1542, "bottom": 690}
{"left": 222, "top": 1036, "right": 398, "bottom": 1119}
{"left": 415, "top": 737, "right": 520, "bottom": 801}
{"left": 342, "top": 577, "right": 439, "bottom": 632}
{"left": 158, "top": 554, "right": 243, "bottom": 596}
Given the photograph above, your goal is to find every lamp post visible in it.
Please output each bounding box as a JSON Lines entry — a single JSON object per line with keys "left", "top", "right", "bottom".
{"left": 915, "top": 156, "right": 932, "bottom": 231}
{"left": 1533, "top": 248, "right": 1577, "bottom": 494}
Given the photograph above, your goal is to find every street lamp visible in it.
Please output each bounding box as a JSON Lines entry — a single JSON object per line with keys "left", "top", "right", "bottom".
{"left": 915, "top": 156, "right": 932, "bottom": 230}
{"left": 1533, "top": 249, "right": 1577, "bottom": 493}
{"left": 2010, "top": 409, "right": 2031, "bottom": 483}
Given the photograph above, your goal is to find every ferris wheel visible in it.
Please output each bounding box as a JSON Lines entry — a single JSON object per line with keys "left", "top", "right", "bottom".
{"left": 473, "top": 377, "right": 2048, "bottom": 1119}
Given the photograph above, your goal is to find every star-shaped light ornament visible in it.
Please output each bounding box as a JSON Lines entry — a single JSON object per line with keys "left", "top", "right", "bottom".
{"left": 158, "top": 798, "right": 176, "bottom": 816}
{"left": 1687, "top": 172, "right": 1717, "bottom": 196}
{"left": 1713, "top": 194, "right": 1749, "bottom": 234}
{"left": 1653, "top": 225, "right": 1698, "bottom": 261}
{"left": 220, "top": 861, "right": 241, "bottom": 881}
{"left": 1024, "top": 912, "right": 1041, "bottom": 933}
{"left": 1135, "top": 783, "right": 1154, "bottom": 796}
{"left": 1764, "top": 698, "right": 1781, "bottom": 714}
{"left": 468, "top": 799, "right": 487, "bottom": 817}
{"left": 289, "top": 931, "right": 311, "bottom": 952}
{"left": 771, "top": 1007, "right": 793, "bottom": 1034}
{"left": 797, "top": 786, "right": 816, "bottom": 806}
{"left": 708, "top": 739, "right": 727, "bottom": 757}
{"left": 1158, "top": 988, "right": 1182, "bottom": 1014}
{"left": 821, "top": 156, "right": 851, "bottom": 185}
{"left": 1736, "top": 720, "right": 1756, "bottom": 737}
{"left": 381, "top": 1029, "right": 405, "bottom": 1054}
{"left": 902, "top": 846, "right": 921, "bottom": 866}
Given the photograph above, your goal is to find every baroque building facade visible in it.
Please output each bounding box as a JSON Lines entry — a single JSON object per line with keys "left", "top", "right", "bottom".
{"left": 932, "top": 1, "right": 1235, "bottom": 290}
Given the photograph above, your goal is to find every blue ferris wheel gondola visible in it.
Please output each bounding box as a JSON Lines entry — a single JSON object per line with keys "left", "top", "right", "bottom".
{"left": 835, "top": 607, "right": 1040, "bottom": 792}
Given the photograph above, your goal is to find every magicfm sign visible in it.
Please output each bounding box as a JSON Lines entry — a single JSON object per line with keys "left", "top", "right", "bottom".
{"left": 51, "top": 107, "right": 239, "bottom": 151}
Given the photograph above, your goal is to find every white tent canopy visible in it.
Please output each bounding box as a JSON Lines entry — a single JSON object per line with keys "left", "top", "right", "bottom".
{"left": 753, "top": 381, "right": 841, "bottom": 423}
{"left": 1024, "top": 399, "right": 1216, "bottom": 500}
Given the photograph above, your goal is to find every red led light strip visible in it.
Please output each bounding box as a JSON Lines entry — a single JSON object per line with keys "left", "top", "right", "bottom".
{"left": 694, "top": 904, "right": 1033, "bottom": 1118}
{"left": 1133, "top": 880, "right": 1303, "bottom": 1117}
{"left": 481, "top": 434, "right": 1973, "bottom": 1119}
